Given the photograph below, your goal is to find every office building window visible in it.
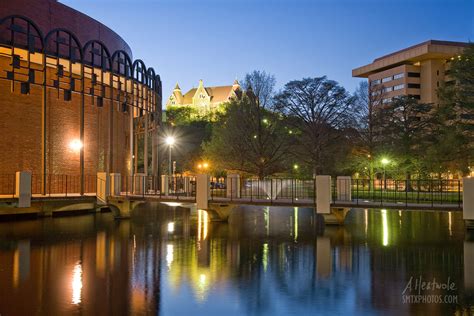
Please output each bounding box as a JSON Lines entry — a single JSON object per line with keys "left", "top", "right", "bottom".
{"left": 383, "top": 87, "right": 393, "bottom": 93}
{"left": 408, "top": 94, "right": 421, "bottom": 100}
{"left": 371, "top": 91, "right": 381, "bottom": 96}
{"left": 382, "top": 76, "right": 392, "bottom": 83}
{"left": 371, "top": 79, "right": 381, "bottom": 86}
{"left": 393, "top": 73, "right": 404, "bottom": 80}
{"left": 407, "top": 83, "right": 421, "bottom": 89}
{"left": 408, "top": 72, "right": 420, "bottom": 78}
{"left": 382, "top": 97, "right": 392, "bottom": 104}
{"left": 393, "top": 84, "right": 404, "bottom": 91}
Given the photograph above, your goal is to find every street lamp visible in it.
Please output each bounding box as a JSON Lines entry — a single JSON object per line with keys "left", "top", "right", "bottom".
{"left": 197, "top": 162, "right": 209, "bottom": 171}
{"left": 381, "top": 158, "right": 390, "bottom": 190}
{"left": 69, "top": 139, "right": 83, "bottom": 152}
{"left": 166, "top": 136, "right": 175, "bottom": 177}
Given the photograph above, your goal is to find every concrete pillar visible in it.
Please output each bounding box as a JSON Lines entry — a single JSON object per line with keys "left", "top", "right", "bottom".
{"left": 464, "top": 240, "right": 474, "bottom": 290}
{"left": 196, "top": 174, "right": 210, "bottom": 210}
{"left": 161, "top": 175, "right": 169, "bottom": 196}
{"left": 15, "top": 171, "right": 31, "bottom": 208}
{"left": 336, "top": 176, "right": 351, "bottom": 201}
{"left": 316, "top": 175, "right": 331, "bottom": 214}
{"left": 463, "top": 177, "right": 474, "bottom": 229}
{"left": 109, "top": 173, "right": 121, "bottom": 196}
{"left": 226, "top": 174, "right": 240, "bottom": 199}
{"left": 97, "top": 172, "right": 109, "bottom": 204}
{"left": 133, "top": 173, "right": 145, "bottom": 195}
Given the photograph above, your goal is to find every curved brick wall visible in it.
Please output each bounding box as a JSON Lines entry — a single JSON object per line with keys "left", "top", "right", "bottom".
{"left": 0, "top": 0, "right": 132, "bottom": 57}
{"left": 0, "top": 1, "right": 160, "bottom": 192}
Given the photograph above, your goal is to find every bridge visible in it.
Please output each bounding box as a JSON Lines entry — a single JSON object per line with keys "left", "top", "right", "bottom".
{"left": 2, "top": 172, "right": 473, "bottom": 227}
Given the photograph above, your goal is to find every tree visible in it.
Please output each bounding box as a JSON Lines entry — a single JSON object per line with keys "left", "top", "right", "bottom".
{"left": 435, "top": 43, "right": 474, "bottom": 175}
{"left": 241, "top": 70, "right": 276, "bottom": 109}
{"left": 375, "top": 96, "right": 435, "bottom": 182}
{"left": 165, "top": 105, "right": 199, "bottom": 125}
{"left": 350, "top": 81, "right": 386, "bottom": 179}
{"left": 274, "top": 77, "right": 356, "bottom": 175}
{"left": 203, "top": 92, "right": 291, "bottom": 178}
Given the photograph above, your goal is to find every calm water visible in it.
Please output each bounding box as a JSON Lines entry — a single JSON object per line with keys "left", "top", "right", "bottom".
{"left": 0, "top": 204, "right": 473, "bottom": 316}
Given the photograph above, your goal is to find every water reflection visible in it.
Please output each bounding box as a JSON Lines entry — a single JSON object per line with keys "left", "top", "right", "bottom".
{"left": 0, "top": 204, "right": 472, "bottom": 315}
{"left": 71, "top": 262, "right": 83, "bottom": 305}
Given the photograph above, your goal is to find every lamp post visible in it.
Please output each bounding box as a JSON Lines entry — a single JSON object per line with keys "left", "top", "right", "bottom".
{"left": 166, "top": 136, "right": 175, "bottom": 177}
{"left": 381, "top": 158, "right": 390, "bottom": 190}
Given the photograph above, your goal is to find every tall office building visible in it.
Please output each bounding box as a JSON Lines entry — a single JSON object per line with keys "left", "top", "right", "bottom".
{"left": 352, "top": 40, "right": 468, "bottom": 105}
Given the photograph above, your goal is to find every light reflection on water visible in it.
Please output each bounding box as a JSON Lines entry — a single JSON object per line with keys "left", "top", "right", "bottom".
{"left": 0, "top": 204, "right": 472, "bottom": 315}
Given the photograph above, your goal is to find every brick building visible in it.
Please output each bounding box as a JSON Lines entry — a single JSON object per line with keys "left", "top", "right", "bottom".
{"left": 0, "top": 0, "right": 162, "bottom": 194}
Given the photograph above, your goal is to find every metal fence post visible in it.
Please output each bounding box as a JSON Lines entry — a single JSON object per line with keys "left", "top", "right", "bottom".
{"left": 356, "top": 179, "right": 359, "bottom": 206}
{"left": 270, "top": 178, "right": 273, "bottom": 204}
{"left": 458, "top": 180, "right": 461, "bottom": 209}
{"left": 380, "top": 177, "right": 383, "bottom": 206}
{"left": 405, "top": 180, "right": 408, "bottom": 207}
{"left": 431, "top": 180, "right": 434, "bottom": 208}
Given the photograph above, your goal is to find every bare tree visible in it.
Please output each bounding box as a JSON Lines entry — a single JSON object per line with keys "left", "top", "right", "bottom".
{"left": 353, "top": 81, "right": 386, "bottom": 179}
{"left": 241, "top": 70, "right": 276, "bottom": 109}
{"left": 274, "top": 77, "right": 356, "bottom": 175}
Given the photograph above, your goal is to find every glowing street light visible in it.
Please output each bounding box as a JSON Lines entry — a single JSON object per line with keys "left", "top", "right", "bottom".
{"left": 197, "top": 162, "right": 209, "bottom": 171}
{"left": 69, "top": 139, "right": 83, "bottom": 152}
{"left": 165, "top": 136, "right": 175, "bottom": 146}
{"left": 165, "top": 136, "right": 176, "bottom": 176}
{"left": 293, "top": 164, "right": 299, "bottom": 170}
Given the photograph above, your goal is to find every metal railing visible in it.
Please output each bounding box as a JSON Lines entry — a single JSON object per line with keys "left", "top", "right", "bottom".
{"left": 333, "top": 178, "right": 463, "bottom": 208}
{"left": 209, "top": 177, "right": 316, "bottom": 203}
{"left": 0, "top": 172, "right": 463, "bottom": 209}
{"left": 119, "top": 175, "right": 196, "bottom": 200}
{"left": 31, "top": 174, "right": 97, "bottom": 196}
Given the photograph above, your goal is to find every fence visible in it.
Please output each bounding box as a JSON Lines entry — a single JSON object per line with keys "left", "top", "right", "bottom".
{"left": 0, "top": 173, "right": 464, "bottom": 208}
{"left": 30, "top": 174, "right": 97, "bottom": 196}
{"left": 333, "top": 178, "right": 463, "bottom": 208}
{"left": 120, "top": 175, "right": 196, "bottom": 200}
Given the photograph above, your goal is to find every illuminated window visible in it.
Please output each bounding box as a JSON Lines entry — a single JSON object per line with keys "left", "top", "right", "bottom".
{"left": 371, "top": 79, "right": 381, "bottom": 86}
{"left": 393, "top": 84, "right": 404, "bottom": 91}
{"left": 382, "top": 97, "right": 392, "bottom": 104}
{"left": 393, "top": 73, "right": 404, "bottom": 80}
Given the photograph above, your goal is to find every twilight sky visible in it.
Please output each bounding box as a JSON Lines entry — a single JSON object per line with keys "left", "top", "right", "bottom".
{"left": 60, "top": 0, "right": 473, "bottom": 104}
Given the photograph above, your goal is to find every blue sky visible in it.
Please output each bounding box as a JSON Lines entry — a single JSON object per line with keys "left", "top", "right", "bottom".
{"left": 60, "top": 0, "right": 473, "bottom": 103}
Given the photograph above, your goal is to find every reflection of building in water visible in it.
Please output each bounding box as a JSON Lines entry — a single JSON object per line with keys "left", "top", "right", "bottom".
{"left": 0, "top": 217, "right": 138, "bottom": 315}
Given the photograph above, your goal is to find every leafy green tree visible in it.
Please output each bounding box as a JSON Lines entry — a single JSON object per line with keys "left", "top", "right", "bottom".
{"left": 435, "top": 43, "right": 474, "bottom": 175}
{"left": 375, "top": 96, "right": 435, "bottom": 182}
{"left": 165, "top": 106, "right": 199, "bottom": 125}
{"left": 203, "top": 93, "right": 292, "bottom": 178}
